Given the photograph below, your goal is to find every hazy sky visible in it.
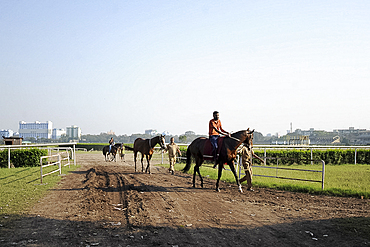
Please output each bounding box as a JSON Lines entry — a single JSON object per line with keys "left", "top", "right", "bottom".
{"left": 1, "top": 1, "right": 369, "bottom": 136}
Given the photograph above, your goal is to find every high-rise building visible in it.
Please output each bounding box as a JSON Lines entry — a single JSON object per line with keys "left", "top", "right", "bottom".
{"left": 66, "top": 125, "right": 81, "bottom": 140}
{"left": 52, "top": 128, "right": 66, "bottom": 139}
{"left": 19, "top": 121, "right": 53, "bottom": 139}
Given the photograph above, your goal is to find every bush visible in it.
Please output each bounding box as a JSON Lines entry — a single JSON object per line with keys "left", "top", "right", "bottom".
{"left": 0, "top": 148, "right": 48, "bottom": 168}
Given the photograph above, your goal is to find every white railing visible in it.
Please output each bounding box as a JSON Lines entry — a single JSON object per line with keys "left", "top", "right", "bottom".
{"left": 238, "top": 156, "right": 326, "bottom": 189}
{"left": 39, "top": 151, "right": 71, "bottom": 183}
{"left": 40, "top": 154, "right": 61, "bottom": 183}
{"left": 0, "top": 143, "right": 77, "bottom": 168}
{"left": 253, "top": 144, "right": 370, "bottom": 165}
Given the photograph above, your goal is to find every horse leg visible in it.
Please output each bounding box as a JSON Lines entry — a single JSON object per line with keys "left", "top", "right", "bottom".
{"left": 192, "top": 164, "right": 197, "bottom": 188}
{"left": 216, "top": 160, "right": 223, "bottom": 192}
{"left": 145, "top": 155, "right": 151, "bottom": 174}
{"left": 196, "top": 165, "right": 204, "bottom": 188}
{"left": 229, "top": 162, "right": 243, "bottom": 193}
{"left": 141, "top": 154, "right": 145, "bottom": 172}
{"left": 134, "top": 152, "right": 137, "bottom": 172}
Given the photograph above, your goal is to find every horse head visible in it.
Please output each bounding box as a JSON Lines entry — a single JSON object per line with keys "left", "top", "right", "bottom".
{"left": 159, "top": 135, "right": 166, "bottom": 149}
{"left": 243, "top": 128, "right": 254, "bottom": 150}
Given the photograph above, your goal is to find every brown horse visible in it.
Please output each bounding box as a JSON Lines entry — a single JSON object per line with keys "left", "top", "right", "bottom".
{"left": 102, "top": 145, "right": 118, "bottom": 162}
{"left": 128, "top": 135, "right": 166, "bottom": 174}
{"left": 182, "top": 129, "right": 254, "bottom": 192}
{"left": 102, "top": 143, "right": 124, "bottom": 162}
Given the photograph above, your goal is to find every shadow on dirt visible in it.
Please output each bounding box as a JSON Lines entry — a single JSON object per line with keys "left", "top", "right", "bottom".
{"left": 0, "top": 214, "right": 368, "bottom": 247}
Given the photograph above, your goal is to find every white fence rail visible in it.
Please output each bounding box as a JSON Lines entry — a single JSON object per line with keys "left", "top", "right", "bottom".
{"left": 39, "top": 151, "right": 71, "bottom": 183}
{"left": 238, "top": 156, "right": 326, "bottom": 189}
{"left": 253, "top": 144, "right": 370, "bottom": 165}
{"left": 0, "top": 143, "right": 77, "bottom": 168}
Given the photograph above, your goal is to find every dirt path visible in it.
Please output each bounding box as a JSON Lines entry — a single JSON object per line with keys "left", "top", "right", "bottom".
{"left": 1, "top": 152, "right": 369, "bottom": 246}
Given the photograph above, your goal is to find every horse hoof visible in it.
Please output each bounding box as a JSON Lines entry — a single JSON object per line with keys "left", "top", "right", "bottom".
{"left": 238, "top": 185, "right": 243, "bottom": 193}
{"left": 216, "top": 188, "right": 220, "bottom": 192}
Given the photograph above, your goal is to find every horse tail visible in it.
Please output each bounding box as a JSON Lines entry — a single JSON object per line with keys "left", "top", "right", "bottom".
{"left": 123, "top": 145, "right": 134, "bottom": 151}
{"left": 182, "top": 147, "right": 192, "bottom": 173}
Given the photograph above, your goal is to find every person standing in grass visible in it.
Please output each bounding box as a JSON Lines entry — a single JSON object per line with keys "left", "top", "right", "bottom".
{"left": 165, "top": 137, "right": 182, "bottom": 175}
{"left": 239, "top": 145, "right": 264, "bottom": 191}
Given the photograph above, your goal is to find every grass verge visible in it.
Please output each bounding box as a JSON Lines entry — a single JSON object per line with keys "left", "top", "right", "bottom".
{"left": 0, "top": 164, "right": 80, "bottom": 215}
{"left": 162, "top": 162, "right": 370, "bottom": 199}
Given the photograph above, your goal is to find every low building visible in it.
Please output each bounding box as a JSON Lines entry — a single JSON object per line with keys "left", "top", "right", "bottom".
{"left": 2, "top": 136, "right": 23, "bottom": 145}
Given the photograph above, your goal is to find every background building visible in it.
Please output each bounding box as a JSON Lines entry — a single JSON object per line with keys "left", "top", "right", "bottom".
{"left": 66, "top": 125, "right": 81, "bottom": 140}
{"left": 52, "top": 128, "right": 66, "bottom": 139}
{"left": 0, "top": 129, "right": 14, "bottom": 138}
{"left": 19, "top": 121, "right": 53, "bottom": 139}
{"left": 145, "top": 129, "right": 157, "bottom": 136}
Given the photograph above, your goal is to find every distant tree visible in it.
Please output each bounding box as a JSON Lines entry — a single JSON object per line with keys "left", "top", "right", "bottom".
{"left": 179, "top": 135, "right": 187, "bottom": 143}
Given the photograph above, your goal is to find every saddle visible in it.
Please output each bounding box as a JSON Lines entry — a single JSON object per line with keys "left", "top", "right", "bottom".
{"left": 203, "top": 137, "right": 224, "bottom": 160}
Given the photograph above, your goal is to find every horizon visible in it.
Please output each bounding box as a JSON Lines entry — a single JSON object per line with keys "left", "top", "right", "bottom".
{"left": 1, "top": 120, "right": 366, "bottom": 137}
{"left": 1, "top": 1, "right": 369, "bottom": 135}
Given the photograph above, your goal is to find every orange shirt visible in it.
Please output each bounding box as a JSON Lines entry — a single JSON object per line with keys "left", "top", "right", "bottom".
{"left": 209, "top": 119, "right": 224, "bottom": 136}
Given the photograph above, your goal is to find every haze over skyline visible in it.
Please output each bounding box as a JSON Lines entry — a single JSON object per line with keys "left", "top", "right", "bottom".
{"left": 1, "top": 1, "right": 369, "bottom": 136}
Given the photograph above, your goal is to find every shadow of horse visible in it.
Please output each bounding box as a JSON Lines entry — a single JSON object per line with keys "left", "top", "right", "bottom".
{"left": 125, "top": 135, "right": 166, "bottom": 174}
{"left": 183, "top": 129, "right": 254, "bottom": 192}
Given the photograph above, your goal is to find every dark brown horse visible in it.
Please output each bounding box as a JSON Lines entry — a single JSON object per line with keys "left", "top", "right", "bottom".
{"left": 127, "top": 135, "right": 166, "bottom": 174}
{"left": 102, "top": 145, "right": 117, "bottom": 162}
{"left": 102, "top": 143, "right": 123, "bottom": 162}
{"left": 182, "top": 129, "right": 254, "bottom": 192}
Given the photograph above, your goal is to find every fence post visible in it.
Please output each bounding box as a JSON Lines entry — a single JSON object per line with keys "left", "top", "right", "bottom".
{"left": 58, "top": 154, "right": 62, "bottom": 175}
{"left": 73, "top": 144, "right": 76, "bottom": 166}
{"left": 355, "top": 148, "right": 357, "bottom": 165}
{"left": 264, "top": 148, "right": 266, "bottom": 165}
{"left": 67, "top": 152, "right": 70, "bottom": 168}
{"left": 238, "top": 156, "right": 242, "bottom": 179}
{"left": 8, "top": 148, "right": 11, "bottom": 169}
{"left": 40, "top": 156, "right": 43, "bottom": 184}
{"left": 321, "top": 160, "right": 325, "bottom": 190}
{"left": 311, "top": 148, "right": 313, "bottom": 165}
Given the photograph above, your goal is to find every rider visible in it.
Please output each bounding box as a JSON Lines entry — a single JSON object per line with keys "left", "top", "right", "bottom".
{"left": 108, "top": 137, "right": 115, "bottom": 154}
{"left": 209, "top": 111, "right": 230, "bottom": 167}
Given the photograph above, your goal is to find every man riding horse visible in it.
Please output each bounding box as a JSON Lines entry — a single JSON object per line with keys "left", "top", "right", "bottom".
{"left": 108, "top": 137, "right": 114, "bottom": 155}
{"left": 209, "top": 111, "right": 230, "bottom": 167}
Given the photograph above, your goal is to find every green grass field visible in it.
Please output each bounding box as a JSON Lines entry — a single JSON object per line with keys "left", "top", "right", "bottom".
{"left": 0, "top": 164, "right": 79, "bottom": 215}
{"left": 167, "top": 162, "right": 370, "bottom": 198}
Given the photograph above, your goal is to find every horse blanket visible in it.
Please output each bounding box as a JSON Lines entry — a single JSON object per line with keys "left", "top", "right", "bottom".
{"left": 203, "top": 137, "right": 225, "bottom": 160}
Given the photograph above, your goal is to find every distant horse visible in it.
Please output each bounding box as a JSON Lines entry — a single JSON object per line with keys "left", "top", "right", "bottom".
{"left": 126, "top": 135, "right": 166, "bottom": 174}
{"left": 102, "top": 143, "right": 122, "bottom": 162}
{"left": 182, "top": 129, "right": 254, "bottom": 192}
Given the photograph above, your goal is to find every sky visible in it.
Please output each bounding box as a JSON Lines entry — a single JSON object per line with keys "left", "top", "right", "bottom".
{"left": 1, "top": 1, "right": 369, "bottom": 136}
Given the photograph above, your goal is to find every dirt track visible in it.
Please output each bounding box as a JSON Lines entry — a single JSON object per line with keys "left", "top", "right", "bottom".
{"left": 1, "top": 152, "right": 369, "bottom": 246}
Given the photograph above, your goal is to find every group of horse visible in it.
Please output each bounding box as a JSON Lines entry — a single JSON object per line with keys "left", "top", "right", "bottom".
{"left": 102, "top": 129, "right": 255, "bottom": 193}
